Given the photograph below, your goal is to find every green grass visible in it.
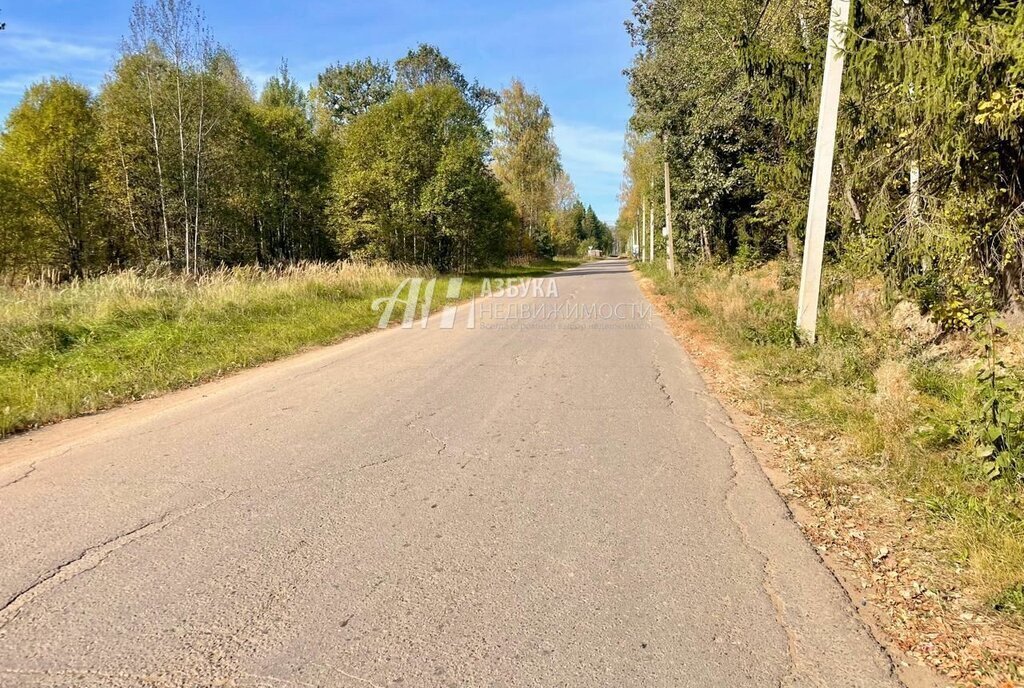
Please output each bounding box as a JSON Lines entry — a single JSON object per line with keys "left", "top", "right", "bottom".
{"left": 0, "top": 258, "right": 579, "bottom": 437}
{"left": 638, "top": 260, "right": 1024, "bottom": 626}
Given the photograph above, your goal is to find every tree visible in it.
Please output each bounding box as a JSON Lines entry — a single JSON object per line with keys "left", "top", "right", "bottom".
{"left": 492, "top": 79, "right": 561, "bottom": 255}
{"left": 329, "top": 83, "right": 512, "bottom": 270}
{"left": 241, "top": 64, "right": 332, "bottom": 264}
{"left": 98, "top": 0, "right": 257, "bottom": 272}
{"left": 1, "top": 78, "right": 100, "bottom": 277}
{"left": 549, "top": 171, "right": 581, "bottom": 255}
{"left": 109, "top": 0, "right": 222, "bottom": 274}
{"left": 261, "top": 60, "right": 306, "bottom": 110}
{"left": 624, "top": 0, "right": 1024, "bottom": 321}
{"left": 394, "top": 44, "right": 499, "bottom": 115}
{"left": 314, "top": 57, "right": 393, "bottom": 126}
{"left": 626, "top": 0, "right": 777, "bottom": 263}
{"left": 620, "top": 130, "right": 662, "bottom": 258}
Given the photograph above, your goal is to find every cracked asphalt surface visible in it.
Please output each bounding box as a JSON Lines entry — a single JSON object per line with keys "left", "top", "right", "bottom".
{"left": 0, "top": 259, "right": 900, "bottom": 687}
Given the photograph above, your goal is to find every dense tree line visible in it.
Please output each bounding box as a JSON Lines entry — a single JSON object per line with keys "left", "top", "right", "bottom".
{"left": 624, "top": 0, "right": 1024, "bottom": 325}
{"left": 492, "top": 79, "right": 613, "bottom": 257}
{"left": 0, "top": 0, "right": 606, "bottom": 278}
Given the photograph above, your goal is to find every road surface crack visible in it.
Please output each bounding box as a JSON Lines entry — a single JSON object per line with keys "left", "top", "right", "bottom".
{"left": 340, "top": 578, "right": 385, "bottom": 629}
{"left": 0, "top": 490, "right": 235, "bottom": 631}
{"left": 422, "top": 426, "right": 447, "bottom": 457}
{"left": 700, "top": 409, "right": 805, "bottom": 687}
{"left": 0, "top": 462, "right": 37, "bottom": 490}
{"left": 407, "top": 417, "right": 447, "bottom": 458}
{"left": 690, "top": 391, "right": 899, "bottom": 685}
{"left": 320, "top": 663, "right": 386, "bottom": 688}
{"left": 653, "top": 364, "right": 674, "bottom": 407}
{"left": 358, "top": 456, "right": 398, "bottom": 470}
{"left": 236, "top": 670, "right": 317, "bottom": 687}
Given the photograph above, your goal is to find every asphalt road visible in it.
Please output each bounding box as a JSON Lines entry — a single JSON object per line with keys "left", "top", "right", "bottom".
{"left": 0, "top": 260, "right": 900, "bottom": 687}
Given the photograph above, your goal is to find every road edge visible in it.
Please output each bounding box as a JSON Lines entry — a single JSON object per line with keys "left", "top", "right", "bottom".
{"left": 631, "top": 265, "right": 951, "bottom": 688}
{"left": 0, "top": 261, "right": 588, "bottom": 473}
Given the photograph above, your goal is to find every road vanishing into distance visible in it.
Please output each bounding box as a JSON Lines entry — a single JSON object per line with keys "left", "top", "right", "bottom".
{"left": 0, "top": 260, "right": 900, "bottom": 687}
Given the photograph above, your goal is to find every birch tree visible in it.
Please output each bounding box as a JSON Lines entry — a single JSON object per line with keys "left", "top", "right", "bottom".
{"left": 492, "top": 79, "right": 561, "bottom": 256}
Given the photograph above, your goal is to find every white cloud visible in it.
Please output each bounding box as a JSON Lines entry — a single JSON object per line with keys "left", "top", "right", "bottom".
{"left": 3, "top": 36, "right": 110, "bottom": 62}
{"left": 0, "top": 30, "right": 113, "bottom": 112}
{"left": 0, "top": 74, "right": 51, "bottom": 95}
{"left": 552, "top": 118, "right": 625, "bottom": 221}
{"left": 553, "top": 118, "right": 624, "bottom": 176}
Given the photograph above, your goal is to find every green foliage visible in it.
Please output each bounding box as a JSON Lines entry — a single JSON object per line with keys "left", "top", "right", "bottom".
{"left": 0, "top": 78, "right": 101, "bottom": 277}
{"left": 618, "top": 131, "right": 665, "bottom": 258}
{"left": 95, "top": 0, "right": 258, "bottom": 273}
{"left": 394, "top": 44, "right": 499, "bottom": 115}
{"left": 0, "top": 3, "right": 601, "bottom": 280}
{"left": 972, "top": 322, "right": 1024, "bottom": 482}
{"left": 839, "top": 0, "right": 1024, "bottom": 318}
{"left": 625, "top": 0, "right": 1024, "bottom": 323}
{"left": 329, "top": 84, "right": 513, "bottom": 271}
{"left": 491, "top": 80, "right": 612, "bottom": 256}
{"left": 991, "top": 583, "right": 1024, "bottom": 619}
{"left": 492, "top": 79, "right": 560, "bottom": 254}
{"left": 627, "top": 0, "right": 771, "bottom": 261}
{"left": 314, "top": 57, "right": 393, "bottom": 126}
{"left": 243, "top": 64, "right": 333, "bottom": 264}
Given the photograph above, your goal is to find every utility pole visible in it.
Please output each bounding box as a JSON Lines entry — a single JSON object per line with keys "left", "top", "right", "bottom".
{"left": 649, "top": 192, "right": 655, "bottom": 263}
{"left": 796, "top": 0, "right": 852, "bottom": 343}
{"left": 641, "top": 199, "right": 647, "bottom": 262}
{"left": 902, "top": 0, "right": 922, "bottom": 233}
{"left": 663, "top": 132, "right": 675, "bottom": 276}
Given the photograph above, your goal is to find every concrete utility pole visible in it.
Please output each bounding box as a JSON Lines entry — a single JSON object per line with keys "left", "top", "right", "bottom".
{"left": 902, "top": 0, "right": 922, "bottom": 230}
{"left": 796, "top": 0, "right": 852, "bottom": 343}
{"left": 641, "top": 199, "right": 647, "bottom": 262}
{"left": 663, "top": 132, "right": 675, "bottom": 276}
{"left": 649, "top": 201, "right": 655, "bottom": 262}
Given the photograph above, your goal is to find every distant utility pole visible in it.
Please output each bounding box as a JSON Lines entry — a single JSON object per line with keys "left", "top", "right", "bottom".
{"left": 649, "top": 195, "right": 655, "bottom": 262}
{"left": 663, "top": 132, "right": 675, "bottom": 276}
{"left": 796, "top": 0, "right": 852, "bottom": 343}
{"left": 641, "top": 199, "right": 647, "bottom": 261}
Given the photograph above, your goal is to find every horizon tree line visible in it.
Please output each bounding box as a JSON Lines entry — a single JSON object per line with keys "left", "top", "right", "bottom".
{"left": 0, "top": 0, "right": 612, "bottom": 280}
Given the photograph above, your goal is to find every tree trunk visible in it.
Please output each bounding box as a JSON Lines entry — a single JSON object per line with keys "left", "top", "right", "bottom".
{"left": 175, "top": 71, "right": 192, "bottom": 274}
{"left": 143, "top": 66, "right": 172, "bottom": 264}
{"left": 193, "top": 71, "right": 206, "bottom": 274}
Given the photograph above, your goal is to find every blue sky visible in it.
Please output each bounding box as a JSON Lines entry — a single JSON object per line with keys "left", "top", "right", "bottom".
{"left": 0, "top": 0, "right": 635, "bottom": 222}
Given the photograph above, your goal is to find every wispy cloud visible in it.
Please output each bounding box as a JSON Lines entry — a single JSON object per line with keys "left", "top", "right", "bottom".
{"left": 553, "top": 118, "right": 625, "bottom": 221}
{"left": 0, "top": 73, "right": 55, "bottom": 96}
{"left": 553, "top": 119, "right": 624, "bottom": 176}
{"left": 0, "top": 29, "right": 114, "bottom": 112}
{"left": 2, "top": 36, "right": 111, "bottom": 62}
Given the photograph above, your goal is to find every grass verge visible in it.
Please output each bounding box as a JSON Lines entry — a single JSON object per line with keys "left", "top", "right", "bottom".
{"left": 0, "top": 258, "right": 579, "bottom": 438}
{"left": 637, "top": 259, "right": 1024, "bottom": 687}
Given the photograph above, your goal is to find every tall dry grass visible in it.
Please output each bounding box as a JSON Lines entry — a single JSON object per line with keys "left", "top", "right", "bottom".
{"left": 0, "top": 261, "right": 416, "bottom": 352}
{"left": 0, "top": 261, "right": 435, "bottom": 437}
